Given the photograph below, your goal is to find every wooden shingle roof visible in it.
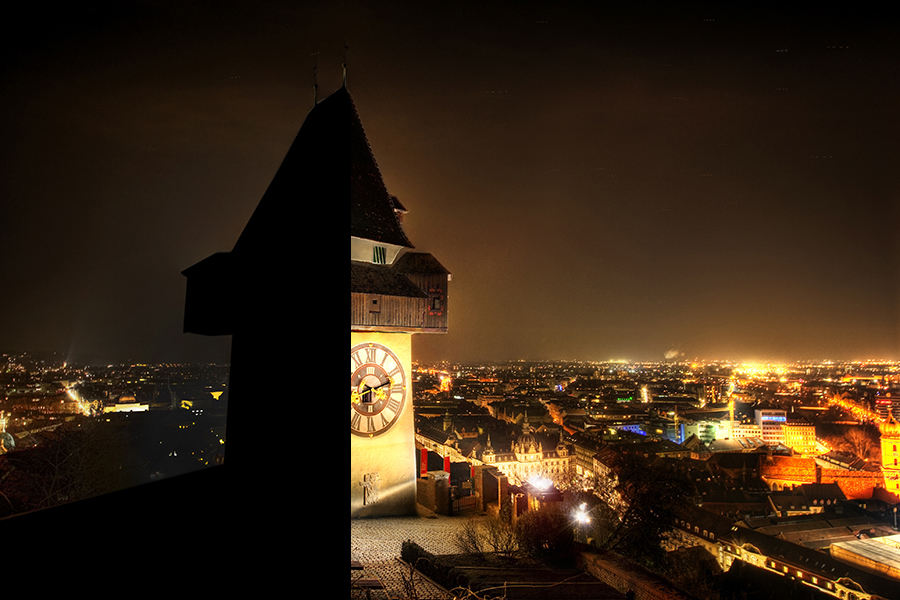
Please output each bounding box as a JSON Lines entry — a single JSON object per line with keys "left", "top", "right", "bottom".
{"left": 350, "top": 261, "right": 428, "bottom": 297}
{"left": 350, "top": 88, "right": 412, "bottom": 249}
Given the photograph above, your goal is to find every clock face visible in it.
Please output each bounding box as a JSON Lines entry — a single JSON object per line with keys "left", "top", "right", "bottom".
{"left": 350, "top": 342, "right": 407, "bottom": 437}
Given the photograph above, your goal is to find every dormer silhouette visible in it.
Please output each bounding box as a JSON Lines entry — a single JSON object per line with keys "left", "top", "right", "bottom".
{"left": 184, "top": 84, "right": 358, "bottom": 336}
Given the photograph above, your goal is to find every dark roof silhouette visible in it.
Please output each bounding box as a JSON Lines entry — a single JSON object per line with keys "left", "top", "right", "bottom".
{"left": 185, "top": 83, "right": 424, "bottom": 336}
{"left": 233, "top": 84, "right": 412, "bottom": 258}
{"left": 393, "top": 251, "right": 449, "bottom": 274}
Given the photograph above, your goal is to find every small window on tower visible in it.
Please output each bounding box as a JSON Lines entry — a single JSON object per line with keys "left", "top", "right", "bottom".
{"left": 428, "top": 289, "right": 444, "bottom": 316}
{"left": 373, "top": 246, "right": 387, "bottom": 264}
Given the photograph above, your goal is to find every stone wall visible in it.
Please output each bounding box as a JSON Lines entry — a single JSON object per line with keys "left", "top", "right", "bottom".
{"left": 417, "top": 471, "right": 450, "bottom": 515}
{"left": 473, "top": 465, "right": 508, "bottom": 516}
{"left": 575, "top": 548, "right": 699, "bottom": 600}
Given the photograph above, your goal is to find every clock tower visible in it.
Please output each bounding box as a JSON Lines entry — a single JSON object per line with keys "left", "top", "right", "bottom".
{"left": 348, "top": 86, "right": 450, "bottom": 517}
{"left": 182, "top": 79, "right": 448, "bottom": 518}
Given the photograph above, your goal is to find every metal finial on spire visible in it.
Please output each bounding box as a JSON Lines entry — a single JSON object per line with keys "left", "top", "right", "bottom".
{"left": 311, "top": 51, "right": 319, "bottom": 105}
{"left": 343, "top": 42, "right": 349, "bottom": 87}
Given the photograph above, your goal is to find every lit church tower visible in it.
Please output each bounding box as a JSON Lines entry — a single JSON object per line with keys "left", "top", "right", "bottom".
{"left": 349, "top": 85, "right": 450, "bottom": 517}
{"left": 880, "top": 416, "right": 900, "bottom": 500}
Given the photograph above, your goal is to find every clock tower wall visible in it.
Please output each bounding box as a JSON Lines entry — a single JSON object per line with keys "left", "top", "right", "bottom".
{"left": 346, "top": 82, "right": 449, "bottom": 517}
{"left": 351, "top": 331, "right": 418, "bottom": 517}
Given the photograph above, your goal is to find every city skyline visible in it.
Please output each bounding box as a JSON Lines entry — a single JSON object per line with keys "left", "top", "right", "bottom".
{"left": 1, "top": 3, "right": 897, "bottom": 365}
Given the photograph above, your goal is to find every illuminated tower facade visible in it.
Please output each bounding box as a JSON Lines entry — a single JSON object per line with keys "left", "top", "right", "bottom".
{"left": 880, "top": 417, "right": 900, "bottom": 498}
{"left": 348, "top": 85, "right": 450, "bottom": 517}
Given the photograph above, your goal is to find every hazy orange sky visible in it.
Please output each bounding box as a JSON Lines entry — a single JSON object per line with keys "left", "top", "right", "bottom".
{"left": 1, "top": 2, "right": 897, "bottom": 364}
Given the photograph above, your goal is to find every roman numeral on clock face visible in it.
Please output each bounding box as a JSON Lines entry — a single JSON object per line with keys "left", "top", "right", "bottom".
{"left": 351, "top": 342, "right": 407, "bottom": 437}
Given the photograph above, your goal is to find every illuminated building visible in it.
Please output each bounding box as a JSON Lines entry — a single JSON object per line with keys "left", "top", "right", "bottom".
{"left": 730, "top": 422, "right": 763, "bottom": 440}
{"left": 713, "top": 406, "right": 816, "bottom": 456}
{"left": 781, "top": 416, "right": 817, "bottom": 456}
{"left": 102, "top": 391, "right": 149, "bottom": 413}
{"left": 875, "top": 395, "right": 893, "bottom": 420}
{"left": 480, "top": 421, "right": 573, "bottom": 488}
{"left": 755, "top": 407, "right": 787, "bottom": 446}
{"left": 879, "top": 416, "right": 900, "bottom": 499}
{"left": 666, "top": 502, "right": 900, "bottom": 599}
{"left": 102, "top": 401, "right": 149, "bottom": 413}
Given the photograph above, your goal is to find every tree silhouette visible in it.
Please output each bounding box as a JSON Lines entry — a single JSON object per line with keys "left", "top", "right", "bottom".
{"left": 0, "top": 417, "right": 144, "bottom": 515}
{"left": 514, "top": 503, "right": 575, "bottom": 565}
{"left": 592, "top": 452, "right": 692, "bottom": 568}
{"left": 824, "top": 424, "right": 881, "bottom": 462}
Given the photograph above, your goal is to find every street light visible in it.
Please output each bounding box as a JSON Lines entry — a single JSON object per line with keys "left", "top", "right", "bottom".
{"left": 527, "top": 475, "right": 553, "bottom": 491}
{"left": 574, "top": 502, "right": 591, "bottom": 544}
{"left": 575, "top": 502, "right": 591, "bottom": 524}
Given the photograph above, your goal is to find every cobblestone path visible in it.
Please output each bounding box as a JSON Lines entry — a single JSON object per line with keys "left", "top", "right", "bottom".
{"left": 351, "top": 509, "right": 487, "bottom": 599}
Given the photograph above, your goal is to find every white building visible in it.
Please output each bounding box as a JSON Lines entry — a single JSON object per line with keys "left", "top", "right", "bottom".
{"left": 755, "top": 408, "right": 787, "bottom": 446}
{"left": 481, "top": 421, "right": 574, "bottom": 487}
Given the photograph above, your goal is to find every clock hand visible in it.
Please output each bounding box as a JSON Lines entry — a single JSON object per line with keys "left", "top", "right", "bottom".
{"left": 353, "top": 378, "right": 393, "bottom": 404}
{"left": 362, "top": 378, "right": 393, "bottom": 393}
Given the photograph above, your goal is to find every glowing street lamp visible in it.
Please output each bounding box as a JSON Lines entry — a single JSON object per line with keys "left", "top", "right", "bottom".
{"left": 574, "top": 502, "right": 592, "bottom": 544}
{"left": 575, "top": 502, "right": 591, "bottom": 524}
{"left": 527, "top": 475, "right": 552, "bottom": 491}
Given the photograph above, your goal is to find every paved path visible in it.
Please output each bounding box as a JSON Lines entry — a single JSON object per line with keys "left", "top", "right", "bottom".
{"left": 351, "top": 506, "right": 488, "bottom": 599}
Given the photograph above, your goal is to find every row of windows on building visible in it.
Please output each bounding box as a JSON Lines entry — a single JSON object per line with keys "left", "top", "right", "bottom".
{"left": 674, "top": 522, "right": 872, "bottom": 599}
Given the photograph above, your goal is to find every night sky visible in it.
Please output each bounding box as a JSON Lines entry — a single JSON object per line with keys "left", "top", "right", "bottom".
{"left": 1, "top": 2, "right": 897, "bottom": 365}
